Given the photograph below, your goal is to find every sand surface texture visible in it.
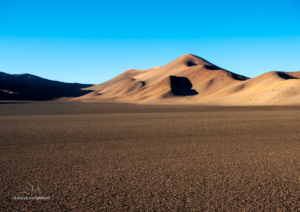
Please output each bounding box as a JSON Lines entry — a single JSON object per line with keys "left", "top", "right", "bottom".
{"left": 1, "top": 102, "right": 300, "bottom": 211}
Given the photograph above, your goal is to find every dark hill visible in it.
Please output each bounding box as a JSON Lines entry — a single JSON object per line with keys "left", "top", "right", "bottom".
{"left": 0, "top": 72, "right": 93, "bottom": 101}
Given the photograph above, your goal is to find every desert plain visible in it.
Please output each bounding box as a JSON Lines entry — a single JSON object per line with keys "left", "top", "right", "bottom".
{"left": 1, "top": 101, "right": 300, "bottom": 211}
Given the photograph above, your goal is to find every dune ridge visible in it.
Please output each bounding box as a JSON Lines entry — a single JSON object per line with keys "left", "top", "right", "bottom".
{"left": 76, "top": 54, "right": 300, "bottom": 105}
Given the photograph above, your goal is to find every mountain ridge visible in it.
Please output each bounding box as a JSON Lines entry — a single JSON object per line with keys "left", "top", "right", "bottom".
{"left": 0, "top": 72, "right": 93, "bottom": 101}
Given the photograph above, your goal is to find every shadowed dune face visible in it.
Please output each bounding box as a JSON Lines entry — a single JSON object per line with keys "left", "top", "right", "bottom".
{"left": 277, "top": 72, "right": 298, "bottom": 80}
{"left": 170, "top": 76, "right": 198, "bottom": 96}
{"left": 286, "top": 71, "right": 300, "bottom": 79}
{"left": 204, "top": 64, "right": 221, "bottom": 70}
{"left": 186, "top": 61, "right": 197, "bottom": 67}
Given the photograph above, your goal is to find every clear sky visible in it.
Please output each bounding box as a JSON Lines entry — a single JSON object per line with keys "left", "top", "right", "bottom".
{"left": 0, "top": 0, "right": 299, "bottom": 84}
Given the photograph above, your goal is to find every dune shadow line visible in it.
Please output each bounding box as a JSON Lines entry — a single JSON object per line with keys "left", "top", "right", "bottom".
{"left": 277, "top": 72, "right": 298, "bottom": 80}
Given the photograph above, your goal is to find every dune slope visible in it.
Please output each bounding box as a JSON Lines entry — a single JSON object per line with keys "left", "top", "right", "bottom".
{"left": 77, "top": 54, "right": 258, "bottom": 104}
{"left": 76, "top": 54, "right": 300, "bottom": 105}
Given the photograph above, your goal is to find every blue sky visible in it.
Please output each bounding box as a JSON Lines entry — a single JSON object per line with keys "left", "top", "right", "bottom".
{"left": 0, "top": 0, "right": 299, "bottom": 84}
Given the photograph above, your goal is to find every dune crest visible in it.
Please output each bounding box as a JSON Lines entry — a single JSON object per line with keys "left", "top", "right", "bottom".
{"left": 76, "top": 54, "right": 300, "bottom": 105}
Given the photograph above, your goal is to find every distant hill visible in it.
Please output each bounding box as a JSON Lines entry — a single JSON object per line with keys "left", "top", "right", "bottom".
{"left": 0, "top": 72, "right": 93, "bottom": 101}
{"left": 75, "top": 54, "right": 300, "bottom": 105}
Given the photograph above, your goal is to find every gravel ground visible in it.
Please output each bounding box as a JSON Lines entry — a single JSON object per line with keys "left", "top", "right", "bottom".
{"left": 1, "top": 102, "right": 300, "bottom": 211}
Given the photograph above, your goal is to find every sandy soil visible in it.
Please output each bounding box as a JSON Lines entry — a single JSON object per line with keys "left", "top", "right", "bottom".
{"left": 1, "top": 102, "right": 300, "bottom": 211}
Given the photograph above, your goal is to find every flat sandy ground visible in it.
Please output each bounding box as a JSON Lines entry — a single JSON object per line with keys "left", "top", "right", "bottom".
{"left": 1, "top": 102, "right": 300, "bottom": 211}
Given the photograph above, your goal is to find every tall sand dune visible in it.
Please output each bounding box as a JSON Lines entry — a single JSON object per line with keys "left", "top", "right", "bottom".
{"left": 75, "top": 54, "right": 300, "bottom": 105}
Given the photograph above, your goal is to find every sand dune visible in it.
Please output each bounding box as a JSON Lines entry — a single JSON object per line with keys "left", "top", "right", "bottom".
{"left": 76, "top": 54, "right": 300, "bottom": 105}
{"left": 203, "top": 71, "right": 300, "bottom": 105}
